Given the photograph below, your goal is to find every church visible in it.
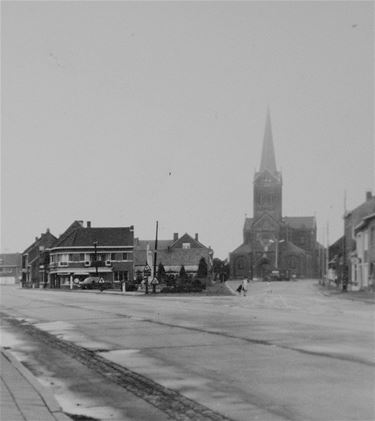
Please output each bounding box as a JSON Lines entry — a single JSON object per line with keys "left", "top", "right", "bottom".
{"left": 229, "top": 111, "right": 318, "bottom": 279}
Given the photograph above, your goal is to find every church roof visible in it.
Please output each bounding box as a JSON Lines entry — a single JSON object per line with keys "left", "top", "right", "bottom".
{"left": 260, "top": 108, "right": 277, "bottom": 174}
{"left": 243, "top": 218, "right": 253, "bottom": 231}
{"left": 231, "top": 243, "right": 252, "bottom": 254}
{"left": 280, "top": 241, "right": 307, "bottom": 255}
{"left": 283, "top": 216, "right": 315, "bottom": 230}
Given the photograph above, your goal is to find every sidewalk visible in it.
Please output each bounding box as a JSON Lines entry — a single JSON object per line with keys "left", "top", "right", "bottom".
{"left": 0, "top": 349, "right": 71, "bottom": 421}
{"left": 316, "top": 283, "right": 375, "bottom": 304}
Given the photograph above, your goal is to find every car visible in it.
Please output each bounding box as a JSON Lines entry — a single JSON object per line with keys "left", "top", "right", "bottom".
{"left": 79, "top": 277, "right": 111, "bottom": 290}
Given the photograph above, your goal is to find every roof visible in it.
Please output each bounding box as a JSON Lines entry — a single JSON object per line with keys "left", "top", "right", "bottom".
{"left": 354, "top": 212, "right": 375, "bottom": 233}
{"left": 53, "top": 227, "right": 134, "bottom": 248}
{"left": 134, "top": 240, "right": 173, "bottom": 251}
{"left": 231, "top": 243, "right": 252, "bottom": 254}
{"left": 283, "top": 216, "right": 315, "bottom": 230}
{"left": 243, "top": 218, "right": 253, "bottom": 231}
{"left": 23, "top": 231, "right": 57, "bottom": 254}
{"left": 260, "top": 108, "right": 277, "bottom": 173}
{"left": 280, "top": 241, "right": 306, "bottom": 255}
{"left": 345, "top": 196, "right": 375, "bottom": 222}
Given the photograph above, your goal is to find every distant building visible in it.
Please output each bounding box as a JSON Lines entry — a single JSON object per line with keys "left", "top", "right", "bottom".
{"left": 0, "top": 253, "right": 22, "bottom": 284}
{"left": 344, "top": 192, "right": 375, "bottom": 288}
{"left": 229, "top": 110, "right": 319, "bottom": 279}
{"left": 352, "top": 212, "right": 375, "bottom": 290}
{"left": 134, "top": 232, "right": 213, "bottom": 278}
{"left": 22, "top": 229, "right": 57, "bottom": 288}
{"left": 49, "top": 221, "right": 134, "bottom": 288}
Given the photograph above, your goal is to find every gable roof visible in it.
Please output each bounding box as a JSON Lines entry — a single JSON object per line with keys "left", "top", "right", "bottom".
{"left": 53, "top": 227, "right": 134, "bottom": 248}
{"left": 23, "top": 231, "right": 57, "bottom": 254}
{"left": 280, "top": 241, "right": 306, "bottom": 255}
{"left": 170, "top": 233, "right": 208, "bottom": 249}
{"left": 243, "top": 218, "right": 253, "bottom": 231}
{"left": 252, "top": 212, "right": 281, "bottom": 230}
{"left": 283, "top": 216, "right": 315, "bottom": 230}
{"left": 231, "top": 243, "right": 252, "bottom": 255}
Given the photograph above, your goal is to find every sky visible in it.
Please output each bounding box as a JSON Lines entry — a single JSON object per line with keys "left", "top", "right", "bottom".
{"left": 1, "top": 1, "right": 374, "bottom": 259}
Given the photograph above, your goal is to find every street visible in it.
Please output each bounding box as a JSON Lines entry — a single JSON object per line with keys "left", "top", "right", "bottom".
{"left": 1, "top": 280, "right": 374, "bottom": 421}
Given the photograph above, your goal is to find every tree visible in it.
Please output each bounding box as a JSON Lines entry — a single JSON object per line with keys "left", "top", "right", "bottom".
{"left": 157, "top": 262, "right": 166, "bottom": 281}
{"left": 197, "top": 257, "right": 208, "bottom": 278}
{"left": 212, "top": 258, "right": 224, "bottom": 281}
{"left": 179, "top": 265, "right": 186, "bottom": 278}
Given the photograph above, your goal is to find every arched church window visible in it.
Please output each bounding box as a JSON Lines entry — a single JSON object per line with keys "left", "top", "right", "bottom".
{"left": 237, "top": 258, "right": 244, "bottom": 270}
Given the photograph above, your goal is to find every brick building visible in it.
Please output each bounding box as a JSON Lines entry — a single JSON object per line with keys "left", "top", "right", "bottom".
{"left": 49, "top": 221, "right": 134, "bottom": 288}
{"left": 344, "top": 192, "right": 375, "bottom": 287}
{"left": 134, "top": 232, "right": 213, "bottom": 278}
{"left": 230, "top": 110, "right": 318, "bottom": 279}
{"left": 22, "top": 229, "right": 57, "bottom": 287}
{"left": 0, "top": 253, "right": 22, "bottom": 284}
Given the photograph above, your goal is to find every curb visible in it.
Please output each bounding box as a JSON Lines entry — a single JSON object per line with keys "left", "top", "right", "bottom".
{"left": 2, "top": 348, "right": 72, "bottom": 421}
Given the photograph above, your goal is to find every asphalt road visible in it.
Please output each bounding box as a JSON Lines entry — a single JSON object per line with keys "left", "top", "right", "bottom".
{"left": 1, "top": 280, "right": 374, "bottom": 421}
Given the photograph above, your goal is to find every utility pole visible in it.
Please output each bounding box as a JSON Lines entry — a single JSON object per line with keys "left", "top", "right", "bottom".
{"left": 94, "top": 241, "right": 98, "bottom": 277}
{"left": 153, "top": 221, "right": 159, "bottom": 288}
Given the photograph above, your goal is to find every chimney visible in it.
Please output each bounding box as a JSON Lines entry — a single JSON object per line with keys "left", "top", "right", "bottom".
{"left": 87, "top": 221, "right": 91, "bottom": 228}
{"left": 195, "top": 233, "right": 199, "bottom": 241}
{"left": 46, "top": 228, "right": 50, "bottom": 233}
{"left": 173, "top": 233, "right": 179, "bottom": 241}
{"left": 366, "top": 191, "right": 372, "bottom": 201}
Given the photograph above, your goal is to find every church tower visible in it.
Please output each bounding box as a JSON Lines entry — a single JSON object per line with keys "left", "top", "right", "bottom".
{"left": 253, "top": 109, "right": 282, "bottom": 222}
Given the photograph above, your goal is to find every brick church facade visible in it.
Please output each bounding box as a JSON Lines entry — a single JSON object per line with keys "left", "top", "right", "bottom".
{"left": 230, "top": 111, "right": 318, "bottom": 279}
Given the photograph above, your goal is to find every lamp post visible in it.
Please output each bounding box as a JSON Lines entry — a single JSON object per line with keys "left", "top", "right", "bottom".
{"left": 93, "top": 241, "right": 98, "bottom": 277}
{"left": 275, "top": 239, "right": 285, "bottom": 268}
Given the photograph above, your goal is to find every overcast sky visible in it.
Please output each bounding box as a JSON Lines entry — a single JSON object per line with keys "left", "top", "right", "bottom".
{"left": 1, "top": 1, "right": 374, "bottom": 258}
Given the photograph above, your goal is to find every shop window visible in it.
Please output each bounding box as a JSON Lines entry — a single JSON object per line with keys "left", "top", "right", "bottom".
{"left": 114, "top": 271, "right": 128, "bottom": 281}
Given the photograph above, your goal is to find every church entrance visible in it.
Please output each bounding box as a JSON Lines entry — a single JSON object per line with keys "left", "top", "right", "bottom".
{"left": 254, "top": 257, "right": 273, "bottom": 280}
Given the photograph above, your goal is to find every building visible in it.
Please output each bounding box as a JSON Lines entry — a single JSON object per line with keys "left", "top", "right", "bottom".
{"left": 48, "top": 221, "right": 134, "bottom": 288}
{"left": 0, "top": 253, "right": 22, "bottom": 285}
{"left": 344, "top": 192, "right": 375, "bottom": 287}
{"left": 230, "top": 110, "right": 318, "bottom": 279}
{"left": 134, "top": 232, "right": 213, "bottom": 279}
{"left": 352, "top": 213, "right": 375, "bottom": 290}
{"left": 22, "top": 229, "right": 57, "bottom": 288}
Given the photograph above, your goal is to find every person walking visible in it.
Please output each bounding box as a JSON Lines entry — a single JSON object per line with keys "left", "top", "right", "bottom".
{"left": 241, "top": 277, "right": 249, "bottom": 296}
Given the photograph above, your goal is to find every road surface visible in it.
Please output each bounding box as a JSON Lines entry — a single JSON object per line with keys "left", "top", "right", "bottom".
{"left": 1, "top": 280, "right": 374, "bottom": 421}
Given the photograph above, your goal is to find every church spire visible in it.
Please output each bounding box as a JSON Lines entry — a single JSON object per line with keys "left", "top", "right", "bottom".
{"left": 259, "top": 108, "right": 277, "bottom": 173}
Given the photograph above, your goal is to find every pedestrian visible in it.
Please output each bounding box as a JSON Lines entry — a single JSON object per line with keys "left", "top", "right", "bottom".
{"left": 236, "top": 284, "right": 242, "bottom": 294}
{"left": 241, "top": 277, "right": 249, "bottom": 296}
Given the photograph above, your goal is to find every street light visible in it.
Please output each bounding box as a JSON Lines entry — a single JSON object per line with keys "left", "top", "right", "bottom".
{"left": 269, "top": 239, "right": 285, "bottom": 268}
{"left": 93, "top": 241, "right": 99, "bottom": 277}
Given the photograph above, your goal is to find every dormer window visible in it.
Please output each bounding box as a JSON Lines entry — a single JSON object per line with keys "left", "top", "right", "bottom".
{"left": 182, "top": 243, "right": 191, "bottom": 249}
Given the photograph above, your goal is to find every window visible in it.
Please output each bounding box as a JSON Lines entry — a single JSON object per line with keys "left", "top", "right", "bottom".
{"left": 288, "top": 256, "right": 298, "bottom": 269}
{"left": 114, "top": 271, "right": 128, "bottom": 282}
{"left": 182, "top": 243, "right": 191, "bottom": 249}
{"left": 122, "top": 253, "right": 128, "bottom": 261}
{"left": 371, "top": 227, "right": 375, "bottom": 245}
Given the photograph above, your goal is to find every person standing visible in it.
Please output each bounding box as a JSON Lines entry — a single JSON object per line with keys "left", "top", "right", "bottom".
{"left": 241, "top": 277, "right": 249, "bottom": 296}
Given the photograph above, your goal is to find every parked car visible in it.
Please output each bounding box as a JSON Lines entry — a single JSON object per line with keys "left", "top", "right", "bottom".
{"left": 79, "top": 277, "right": 111, "bottom": 290}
